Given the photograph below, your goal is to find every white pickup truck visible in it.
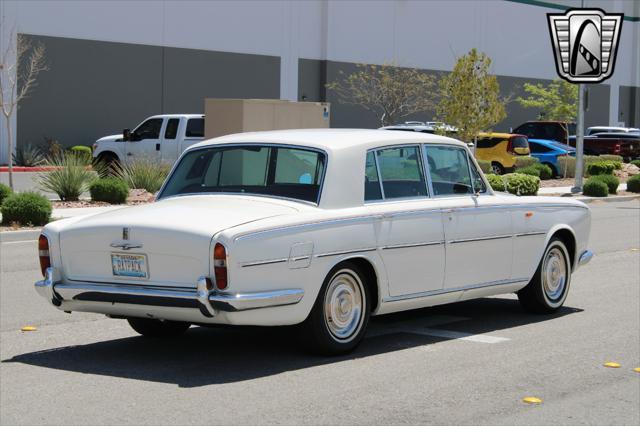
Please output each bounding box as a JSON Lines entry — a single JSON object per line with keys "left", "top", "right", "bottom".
{"left": 92, "top": 114, "right": 204, "bottom": 165}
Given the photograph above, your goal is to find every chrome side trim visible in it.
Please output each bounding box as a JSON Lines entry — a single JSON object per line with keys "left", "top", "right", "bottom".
{"left": 209, "top": 289, "right": 304, "bottom": 312}
{"left": 383, "top": 278, "right": 529, "bottom": 303}
{"left": 240, "top": 258, "right": 288, "bottom": 268}
{"left": 381, "top": 241, "right": 444, "bottom": 250}
{"left": 234, "top": 215, "right": 382, "bottom": 241}
{"left": 515, "top": 231, "right": 547, "bottom": 237}
{"left": 578, "top": 250, "right": 594, "bottom": 266}
{"left": 448, "top": 235, "right": 512, "bottom": 244}
{"left": 315, "top": 247, "right": 377, "bottom": 258}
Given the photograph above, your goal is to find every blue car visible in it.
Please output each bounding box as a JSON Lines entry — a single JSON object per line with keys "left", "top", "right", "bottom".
{"left": 528, "top": 139, "right": 576, "bottom": 177}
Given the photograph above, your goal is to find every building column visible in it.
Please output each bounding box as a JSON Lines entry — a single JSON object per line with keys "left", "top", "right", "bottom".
{"left": 279, "top": 0, "right": 299, "bottom": 101}
{"left": 609, "top": 83, "right": 620, "bottom": 126}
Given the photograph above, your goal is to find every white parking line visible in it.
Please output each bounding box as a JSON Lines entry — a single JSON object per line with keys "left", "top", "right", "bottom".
{"left": 413, "top": 328, "right": 510, "bottom": 344}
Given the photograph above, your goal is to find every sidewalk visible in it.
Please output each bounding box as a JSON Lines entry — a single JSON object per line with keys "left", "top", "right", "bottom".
{"left": 538, "top": 183, "right": 628, "bottom": 195}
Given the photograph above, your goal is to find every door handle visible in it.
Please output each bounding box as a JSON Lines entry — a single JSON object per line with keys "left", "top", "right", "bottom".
{"left": 156, "top": 143, "right": 160, "bottom": 151}
{"left": 127, "top": 153, "right": 133, "bottom": 156}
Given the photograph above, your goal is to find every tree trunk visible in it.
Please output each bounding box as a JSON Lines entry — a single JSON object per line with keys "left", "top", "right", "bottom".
{"left": 6, "top": 116, "right": 14, "bottom": 190}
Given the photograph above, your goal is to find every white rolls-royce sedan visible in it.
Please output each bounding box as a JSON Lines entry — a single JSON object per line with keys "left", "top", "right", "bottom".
{"left": 36, "top": 129, "right": 592, "bottom": 354}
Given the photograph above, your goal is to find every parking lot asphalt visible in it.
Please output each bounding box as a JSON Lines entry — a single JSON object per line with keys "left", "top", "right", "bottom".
{"left": 0, "top": 200, "right": 638, "bottom": 425}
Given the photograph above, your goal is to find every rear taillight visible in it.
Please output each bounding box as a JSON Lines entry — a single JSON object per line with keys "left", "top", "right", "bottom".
{"left": 613, "top": 144, "right": 621, "bottom": 154}
{"left": 38, "top": 234, "right": 51, "bottom": 277}
{"left": 213, "top": 243, "right": 228, "bottom": 290}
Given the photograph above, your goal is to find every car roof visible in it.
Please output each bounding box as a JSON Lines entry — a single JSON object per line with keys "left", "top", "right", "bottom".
{"left": 478, "top": 132, "right": 517, "bottom": 138}
{"left": 528, "top": 138, "right": 574, "bottom": 148}
{"left": 149, "top": 114, "right": 204, "bottom": 119}
{"left": 189, "top": 128, "right": 465, "bottom": 153}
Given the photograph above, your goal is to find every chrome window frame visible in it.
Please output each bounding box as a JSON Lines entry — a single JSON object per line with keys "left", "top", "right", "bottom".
{"left": 156, "top": 143, "right": 329, "bottom": 206}
{"left": 364, "top": 144, "right": 430, "bottom": 204}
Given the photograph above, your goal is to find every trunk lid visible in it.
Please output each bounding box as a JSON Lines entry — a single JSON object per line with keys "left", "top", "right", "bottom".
{"left": 59, "top": 195, "right": 300, "bottom": 287}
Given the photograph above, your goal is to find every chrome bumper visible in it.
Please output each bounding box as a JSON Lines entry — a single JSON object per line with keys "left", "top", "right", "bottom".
{"left": 578, "top": 250, "right": 594, "bottom": 266}
{"left": 35, "top": 268, "right": 304, "bottom": 317}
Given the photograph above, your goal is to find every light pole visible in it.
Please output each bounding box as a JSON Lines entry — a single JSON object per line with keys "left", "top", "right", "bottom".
{"left": 572, "top": 83, "right": 586, "bottom": 193}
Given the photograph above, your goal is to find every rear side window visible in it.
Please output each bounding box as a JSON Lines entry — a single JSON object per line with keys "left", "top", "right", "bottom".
{"left": 364, "top": 151, "right": 382, "bottom": 201}
{"left": 164, "top": 119, "right": 179, "bottom": 140}
{"left": 529, "top": 142, "right": 552, "bottom": 153}
{"left": 186, "top": 118, "right": 204, "bottom": 137}
{"left": 376, "top": 146, "right": 427, "bottom": 199}
{"left": 511, "top": 136, "right": 529, "bottom": 149}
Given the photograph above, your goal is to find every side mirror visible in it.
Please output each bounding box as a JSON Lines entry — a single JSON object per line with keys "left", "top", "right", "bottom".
{"left": 123, "top": 129, "right": 131, "bottom": 141}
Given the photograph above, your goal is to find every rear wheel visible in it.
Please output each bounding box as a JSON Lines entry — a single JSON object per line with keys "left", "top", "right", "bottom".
{"left": 127, "top": 318, "right": 190, "bottom": 338}
{"left": 518, "top": 237, "right": 571, "bottom": 313}
{"left": 491, "top": 162, "right": 505, "bottom": 175}
{"left": 299, "top": 262, "right": 370, "bottom": 355}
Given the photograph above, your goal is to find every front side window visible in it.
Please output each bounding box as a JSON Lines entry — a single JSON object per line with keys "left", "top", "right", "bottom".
{"left": 424, "top": 146, "right": 473, "bottom": 196}
{"left": 186, "top": 118, "right": 204, "bottom": 137}
{"left": 160, "top": 145, "right": 325, "bottom": 203}
{"left": 376, "top": 146, "right": 427, "bottom": 199}
{"left": 133, "top": 118, "right": 163, "bottom": 140}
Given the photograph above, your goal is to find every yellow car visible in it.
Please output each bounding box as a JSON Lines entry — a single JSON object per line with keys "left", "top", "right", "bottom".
{"left": 475, "top": 133, "right": 531, "bottom": 175}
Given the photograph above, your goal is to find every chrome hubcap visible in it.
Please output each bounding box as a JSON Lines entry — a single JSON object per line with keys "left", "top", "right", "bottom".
{"left": 543, "top": 247, "right": 567, "bottom": 301}
{"left": 324, "top": 271, "right": 364, "bottom": 341}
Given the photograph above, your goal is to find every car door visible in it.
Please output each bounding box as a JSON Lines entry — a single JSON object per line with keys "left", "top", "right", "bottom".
{"left": 364, "top": 147, "right": 446, "bottom": 297}
{"left": 126, "top": 117, "right": 164, "bottom": 163}
{"left": 423, "top": 145, "right": 513, "bottom": 290}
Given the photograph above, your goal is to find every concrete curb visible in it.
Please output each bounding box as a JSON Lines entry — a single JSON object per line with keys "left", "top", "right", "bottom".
{"left": 574, "top": 194, "right": 640, "bottom": 203}
{"left": 0, "top": 229, "right": 41, "bottom": 242}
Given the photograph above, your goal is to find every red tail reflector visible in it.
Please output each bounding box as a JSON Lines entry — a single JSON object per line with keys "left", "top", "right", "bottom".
{"left": 38, "top": 235, "right": 51, "bottom": 277}
{"left": 613, "top": 144, "right": 621, "bottom": 154}
{"left": 213, "top": 243, "right": 228, "bottom": 290}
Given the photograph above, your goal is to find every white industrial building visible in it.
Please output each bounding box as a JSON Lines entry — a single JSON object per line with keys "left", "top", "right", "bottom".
{"left": 1, "top": 0, "right": 638, "bottom": 164}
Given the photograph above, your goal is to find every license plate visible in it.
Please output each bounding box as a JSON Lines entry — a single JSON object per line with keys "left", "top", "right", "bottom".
{"left": 111, "top": 253, "right": 148, "bottom": 278}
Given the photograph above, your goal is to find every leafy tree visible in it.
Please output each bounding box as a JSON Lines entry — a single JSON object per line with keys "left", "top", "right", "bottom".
{"left": 326, "top": 63, "right": 437, "bottom": 127}
{"left": 437, "top": 48, "right": 506, "bottom": 143}
{"left": 516, "top": 79, "right": 578, "bottom": 122}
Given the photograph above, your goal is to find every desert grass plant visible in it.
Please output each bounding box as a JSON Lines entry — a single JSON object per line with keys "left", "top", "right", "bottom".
{"left": 36, "top": 152, "right": 96, "bottom": 201}
{"left": 114, "top": 158, "right": 171, "bottom": 194}
{"left": 13, "top": 144, "right": 45, "bottom": 167}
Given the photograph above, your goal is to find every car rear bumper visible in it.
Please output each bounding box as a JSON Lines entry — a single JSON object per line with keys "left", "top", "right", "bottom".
{"left": 35, "top": 268, "right": 304, "bottom": 321}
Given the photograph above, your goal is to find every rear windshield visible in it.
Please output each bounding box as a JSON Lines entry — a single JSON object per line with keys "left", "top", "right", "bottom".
{"left": 511, "top": 136, "right": 529, "bottom": 149}
{"left": 159, "top": 145, "right": 326, "bottom": 203}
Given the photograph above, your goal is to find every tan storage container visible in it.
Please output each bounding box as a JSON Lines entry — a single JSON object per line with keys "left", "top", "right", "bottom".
{"left": 204, "top": 99, "right": 330, "bottom": 139}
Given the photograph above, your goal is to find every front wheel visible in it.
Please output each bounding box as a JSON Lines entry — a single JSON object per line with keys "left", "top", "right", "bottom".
{"left": 518, "top": 237, "right": 572, "bottom": 313}
{"left": 299, "top": 262, "right": 370, "bottom": 355}
{"left": 127, "top": 318, "right": 190, "bottom": 338}
{"left": 491, "top": 162, "right": 505, "bottom": 175}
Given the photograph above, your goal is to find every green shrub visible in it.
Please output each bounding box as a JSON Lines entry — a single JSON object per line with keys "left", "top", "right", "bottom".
{"left": 532, "top": 163, "right": 553, "bottom": 180}
{"left": 503, "top": 173, "right": 540, "bottom": 196}
{"left": 476, "top": 159, "right": 491, "bottom": 174}
{"left": 516, "top": 166, "right": 540, "bottom": 177}
{"left": 630, "top": 159, "right": 640, "bottom": 168}
{"left": 36, "top": 152, "right": 96, "bottom": 201}
{"left": 114, "top": 158, "right": 171, "bottom": 193}
{"left": 586, "top": 161, "right": 616, "bottom": 176}
{"left": 69, "top": 146, "right": 93, "bottom": 165}
{"left": 0, "top": 183, "right": 12, "bottom": 206}
{"left": 627, "top": 175, "right": 640, "bottom": 193}
{"left": 590, "top": 174, "right": 619, "bottom": 194}
{"left": 514, "top": 156, "right": 539, "bottom": 169}
{"left": 1, "top": 192, "right": 52, "bottom": 226}
{"left": 486, "top": 174, "right": 506, "bottom": 191}
{"left": 599, "top": 155, "right": 623, "bottom": 163}
{"left": 89, "top": 178, "right": 129, "bottom": 204}
{"left": 583, "top": 178, "right": 609, "bottom": 197}
{"left": 557, "top": 155, "right": 600, "bottom": 178}
{"left": 13, "top": 144, "right": 45, "bottom": 167}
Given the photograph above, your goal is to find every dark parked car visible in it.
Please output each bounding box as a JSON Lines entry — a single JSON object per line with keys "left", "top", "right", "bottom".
{"left": 513, "top": 121, "right": 576, "bottom": 144}
{"left": 568, "top": 132, "right": 640, "bottom": 161}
